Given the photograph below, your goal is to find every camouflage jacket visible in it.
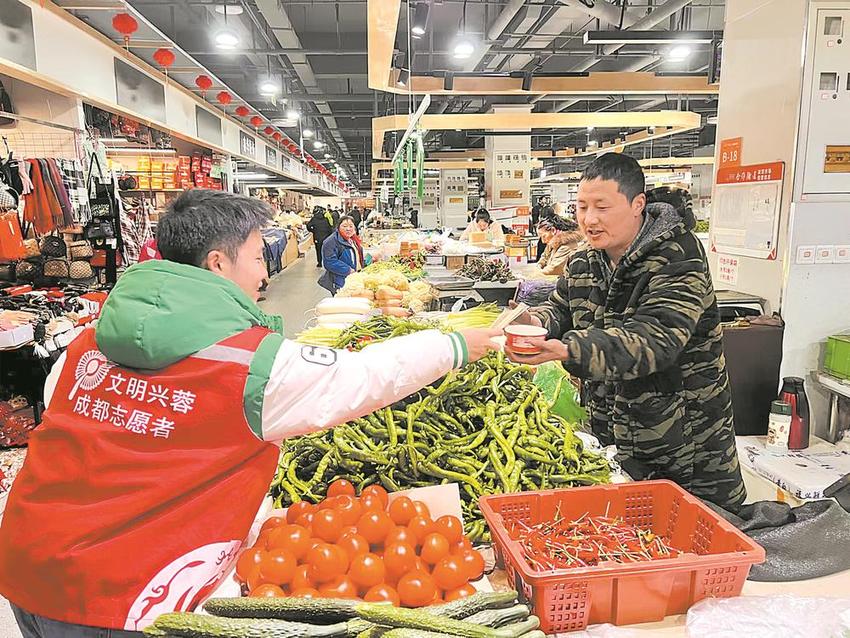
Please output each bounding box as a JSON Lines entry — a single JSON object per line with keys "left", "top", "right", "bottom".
{"left": 533, "top": 195, "right": 746, "bottom": 510}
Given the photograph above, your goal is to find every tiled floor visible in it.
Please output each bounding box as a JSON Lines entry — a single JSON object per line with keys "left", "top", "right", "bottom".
{"left": 0, "top": 255, "right": 325, "bottom": 636}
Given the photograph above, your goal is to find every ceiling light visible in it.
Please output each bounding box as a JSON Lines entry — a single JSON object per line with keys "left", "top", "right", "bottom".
{"left": 302, "top": 128, "right": 314, "bottom": 138}
{"left": 588, "top": 140, "right": 598, "bottom": 147}
{"left": 584, "top": 30, "right": 714, "bottom": 45}
{"left": 540, "top": 169, "right": 548, "bottom": 178}
{"left": 259, "top": 80, "right": 279, "bottom": 95}
{"left": 453, "top": 40, "right": 475, "bottom": 59}
{"left": 313, "top": 140, "right": 324, "bottom": 150}
{"left": 668, "top": 44, "right": 692, "bottom": 60}
{"left": 286, "top": 109, "right": 300, "bottom": 121}
{"left": 467, "top": 157, "right": 473, "bottom": 162}
{"left": 324, "top": 153, "right": 332, "bottom": 158}
{"left": 214, "top": 29, "right": 239, "bottom": 50}
{"left": 587, "top": 126, "right": 594, "bottom": 132}
{"left": 214, "top": 4, "right": 244, "bottom": 15}
{"left": 411, "top": 2, "right": 430, "bottom": 37}
{"left": 397, "top": 68, "right": 410, "bottom": 87}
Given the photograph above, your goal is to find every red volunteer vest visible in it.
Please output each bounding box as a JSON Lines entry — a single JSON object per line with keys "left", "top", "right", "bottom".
{"left": 0, "top": 327, "right": 280, "bottom": 630}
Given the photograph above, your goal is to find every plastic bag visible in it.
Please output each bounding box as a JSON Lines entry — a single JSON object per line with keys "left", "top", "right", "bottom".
{"left": 685, "top": 595, "right": 850, "bottom": 638}
{"left": 533, "top": 361, "right": 587, "bottom": 424}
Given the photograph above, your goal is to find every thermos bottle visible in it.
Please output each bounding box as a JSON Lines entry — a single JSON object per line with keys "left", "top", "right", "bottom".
{"left": 779, "top": 377, "right": 810, "bottom": 450}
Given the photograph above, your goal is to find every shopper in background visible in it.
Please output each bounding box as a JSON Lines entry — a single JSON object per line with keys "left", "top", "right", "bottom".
{"left": 305, "top": 205, "right": 335, "bottom": 268}
{"left": 349, "top": 205, "right": 363, "bottom": 231}
{"left": 408, "top": 207, "right": 419, "bottom": 228}
{"left": 531, "top": 194, "right": 550, "bottom": 230}
{"left": 535, "top": 204, "right": 557, "bottom": 261}
{"left": 506, "top": 153, "right": 745, "bottom": 511}
{"left": 536, "top": 216, "right": 584, "bottom": 276}
{"left": 319, "top": 215, "right": 368, "bottom": 294}
{"left": 0, "top": 189, "right": 499, "bottom": 638}
{"left": 460, "top": 208, "right": 505, "bottom": 245}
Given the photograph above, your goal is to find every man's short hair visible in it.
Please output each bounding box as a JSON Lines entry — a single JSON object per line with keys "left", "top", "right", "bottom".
{"left": 158, "top": 189, "right": 271, "bottom": 267}
{"left": 581, "top": 153, "right": 645, "bottom": 203}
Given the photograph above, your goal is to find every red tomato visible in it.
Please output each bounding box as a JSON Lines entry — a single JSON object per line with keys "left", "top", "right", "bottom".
{"left": 444, "top": 583, "right": 477, "bottom": 601}
{"left": 348, "top": 552, "right": 386, "bottom": 590}
{"left": 397, "top": 571, "right": 438, "bottom": 608}
{"left": 254, "top": 530, "right": 272, "bottom": 550}
{"left": 290, "top": 564, "right": 313, "bottom": 591}
{"left": 327, "top": 479, "right": 356, "bottom": 498}
{"left": 312, "top": 509, "right": 344, "bottom": 543}
{"left": 364, "top": 584, "right": 401, "bottom": 606}
{"left": 357, "top": 510, "right": 393, "bottom": 545}
{"left": 337, "top": 532, "right": 370, "bottom": 562}
{"left": 388, "top": 496, "right": 417, "bottom": 526}
{"left": 267, "top": 524, "right": 311, "bottom": 559}
{"left": 249, "top": 584, "right": 286, "bottom": 598}
{"left": 420, "top": 533, "right": 450, "bottom": 565}
{"left": 235, "top": 547, "right": 265, "bottom": 583}
{"left": 383, "top": 542, "right": 417, "bottom": 579}
{"left": 407, "top": 516, "right": 434, "bottom": 547}
{"left": 458, "top": 549, "right": 485, "bottom": 581}
{"left": 433, "top": 516, "right": 464, "bottom": 545}
{"left": 334, "top": 495, "right": 363, "bottom": 527}
{"left": 411, "top": 557, "right": 428, "bottom": 573}
{"left": 360, "top": 494, "right": 385, "bottom": 512}
{"left": 259, "top": 549, "right": 297, "bottom": 585}
{"left": 317, "top": 496, "right": 340, "bottom": 511}
{"left": 452, "top": 537, "right": 473, "bottom": 555}
{"left": 246, "top": 563, "right": 266, "bottom": 592}
{"left": 307, "top": 538, "right": 324, "bottom": 553}
{"left": 318, "top": 576, "right": 359, "bottom": 599}
{"left": 259, "top": 516, "right": 286, "bottom": 535}
{"left": 291, "top": 587, "right": 321, "bottom": 598}
{"left": 385, "top": 526, "right": 415, "bottom": 547}
{"left": 286, "top": 501, "right": 314, "bottom": 524}
{"left": 306, "top": 543, "right": 349, "bottom": 583}
{"left": 412, "top": 501, "right": 431, "bottom": 519}
{"left": 432, "top": 556, "right": 467, "bottom": 591}
{"left": 296, "top": 512, "right": 315, "bottom": 529}
{"left": 340, "top": 525, "right": 359, "bottom": 537}
{"left": 361, "top": 485, "right": 389, "bottom": 508}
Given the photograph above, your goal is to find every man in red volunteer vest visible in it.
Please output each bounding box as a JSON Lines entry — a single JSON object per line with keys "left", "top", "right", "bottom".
{"left": 0, "top": 189, "right": 499, "bottom": 637}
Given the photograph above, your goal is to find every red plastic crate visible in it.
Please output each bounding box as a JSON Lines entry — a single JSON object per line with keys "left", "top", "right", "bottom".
{"left": 480, "top": 480, "right": 765, "bottom": 633}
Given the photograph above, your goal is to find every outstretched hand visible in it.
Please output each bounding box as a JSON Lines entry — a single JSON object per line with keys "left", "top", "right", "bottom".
{"left": 505, "top": 336, "right": 568, "bottom": 365}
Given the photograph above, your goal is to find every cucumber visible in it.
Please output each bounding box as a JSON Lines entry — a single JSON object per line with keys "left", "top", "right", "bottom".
{"left": 426, "top": 591, "right": 518, "bottom": 619}
{"left": 463, "top": 605, "right": 530, "bottom": 628}
{"left": 152, "top": 612, "right": 349, "bottom": 638}
{"left": 354, "top": 604, "right": 529, "bottom": 638}
{"left": 204, "top": 597, "right": 360, "bottom": 621}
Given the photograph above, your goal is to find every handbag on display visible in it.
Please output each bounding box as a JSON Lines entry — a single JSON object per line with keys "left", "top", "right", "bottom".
{"left": 0, "top": 211, "right": 26, "bottom": 262}
{"left": 22, "top": 239, "right": 41, "bottom": 259}
{"left": 68, "top": 240, "right": 94, "bottom": 259}
{"left": 84, "top": 220, "right": 115, "bottom": 241}
{"left": 14, "top": 260, "right": 39, "bottom": 283}
{"left": 91, "top": 248, "right": 123, "bottom": 268}
{"left": 117, "top": 175, "right": 138, "bottom": 191}
{"left": 69, "top": 260, "right": 94, "bottom": 280}
{"left": 43, "top": 259, "right": 70, "bottom": 279}
{"left": 39, "top": 235, "right": 67, "bottom": 258}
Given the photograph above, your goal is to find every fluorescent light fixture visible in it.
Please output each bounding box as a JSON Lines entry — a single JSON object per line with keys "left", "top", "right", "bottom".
{"left": 587, "top": 126, "right": 594, "bottom": 132}
{"left": 302, "top": 128, "right": 314, "bottom": 138}
{"left": 324, "top": 153, "right": 333, "bottom": 158}
{"left": 540, "top": 169, "right": 547, "bottom": 178}
{"left": 668, "top": 44, "right": 692, "bottom": 60}
{"left": 106, "top": 147, "right": 177, "bottom": 156}
{"left": 411, "top": 2, "right": 429, "bottom": 37}
{"left": 214, "top": 29, "right": 239, "bottom": 50}
{"left": 259, "top": 80, "right": 279, "bottom": 95}
{"left": 286, "top": 109, "right": 300, "bottom": 120}
{"left": 214, "top": 4, "right": 243, "bottom": 15}
{"left": 453, "top": 40, "right": 475, "bottom": 59}
{"left": 588, "top": 140, "right": 598, "bottom": 147}
{"left": 583, "top": 30, "right": 715, "bottom": 45}
{"left": 467, "top": 157, "right": 473, "bottom": 162}
{"left": 236, "top": 172, "right": 273, "bottom": 180}
{"left": 313, "top": 140, "right": 324, "bottom": 150}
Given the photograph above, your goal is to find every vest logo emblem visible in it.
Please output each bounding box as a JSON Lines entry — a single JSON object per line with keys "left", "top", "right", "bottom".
{"left": 68, "top": 350, "right": 115, "bottom": 400}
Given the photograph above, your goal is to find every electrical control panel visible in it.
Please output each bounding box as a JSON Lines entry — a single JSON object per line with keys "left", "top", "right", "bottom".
{"left": 798, "top": 6, "right": 850, "bottom": 197}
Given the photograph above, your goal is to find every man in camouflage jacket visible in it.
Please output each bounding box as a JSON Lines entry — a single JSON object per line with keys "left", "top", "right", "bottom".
{"left": 509, "top": 154, "right": 746, "bottom": 511}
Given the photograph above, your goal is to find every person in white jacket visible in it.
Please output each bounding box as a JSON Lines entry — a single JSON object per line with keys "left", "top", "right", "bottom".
{"left": 0, "top": 189, "right": 500, "bottom": 638}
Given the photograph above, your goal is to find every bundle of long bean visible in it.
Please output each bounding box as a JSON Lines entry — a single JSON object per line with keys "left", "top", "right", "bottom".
{"left": 270, "top": 351, "right": 610, "bottom": 542}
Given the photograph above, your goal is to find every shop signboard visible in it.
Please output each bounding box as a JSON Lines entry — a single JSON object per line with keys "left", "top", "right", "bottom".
{"left": 195, "top": 106, "right": 222, "bottom": 146}
{"left": 0, "top": 0, "right": 36, "bottom": 70}
{"left": 719, "top": 137, "right": 743, "bottom": 168}
{"left": 114, "top": 59, "right": 166, "bottom": 123}
{"left": 240, "top": 131, "right": 256, "bottom": 160}
{"left": 265, "top": 146, "right": 277, "bottom": 168}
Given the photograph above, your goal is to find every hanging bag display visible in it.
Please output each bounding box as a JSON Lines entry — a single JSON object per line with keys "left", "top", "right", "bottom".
{"left": 0, "top": 211, "right": 26, "bottom": 262}
{"left": 39, "top": 235, "right": 67, "bottom": 258}
{"left": 43, "top": 259, "right": 70, "bottom": 279}
{"left": 69, "top": 260, "right": 94, "bottom": 280}
{"left": 14, "top": 260, "right": 38, "bottom": 283}
{"left": 68, "top": 240, "right": 94, "bottom": 259}
{"left": 22, "top": 239, "right": 41, "bottom": 259}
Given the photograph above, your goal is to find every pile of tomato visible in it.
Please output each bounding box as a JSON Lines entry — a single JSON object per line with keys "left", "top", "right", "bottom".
{"left": 235, "top": 481, "right": 486, "bottom": 607}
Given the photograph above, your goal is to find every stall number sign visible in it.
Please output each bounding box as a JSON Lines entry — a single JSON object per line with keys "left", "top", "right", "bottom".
{"left": 719, "top": 137, "right": 743, "bottom": 169}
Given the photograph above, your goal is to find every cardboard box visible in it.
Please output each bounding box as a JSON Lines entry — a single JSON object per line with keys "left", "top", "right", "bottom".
{"left": 445, "top": 255, "right": 466, "bottom": 270}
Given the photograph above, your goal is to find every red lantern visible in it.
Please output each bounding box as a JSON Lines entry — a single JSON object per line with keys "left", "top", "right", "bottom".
{"left": 195, "top": 74, "right": 213, "bottom": 97}
{"left": 272, "top": 132, "right": 282, "bottom": 142}
{"left": 234, "top": 105, "right": 249, "bottom": 117}
{"left": 112, "top": 13, "right": 138, "bottom": 48}
{"left": 263, "top": 126, "right": 274, "bottom": 135}
{"left": 153, "top": 48, "right": 175, "bottom": 80}
{"left": 250, "top": 116, "right": 263, "bottom": 129}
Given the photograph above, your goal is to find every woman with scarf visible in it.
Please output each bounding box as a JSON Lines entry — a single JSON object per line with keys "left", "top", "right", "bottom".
{"left": 305, "top": 206, "right": 336, "bottom": 267}
{"left": 319, "top": 216, "right": 369, "bottom": 294}
{"left": 536, "top": 215, "right": 584, "bottom": 276}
